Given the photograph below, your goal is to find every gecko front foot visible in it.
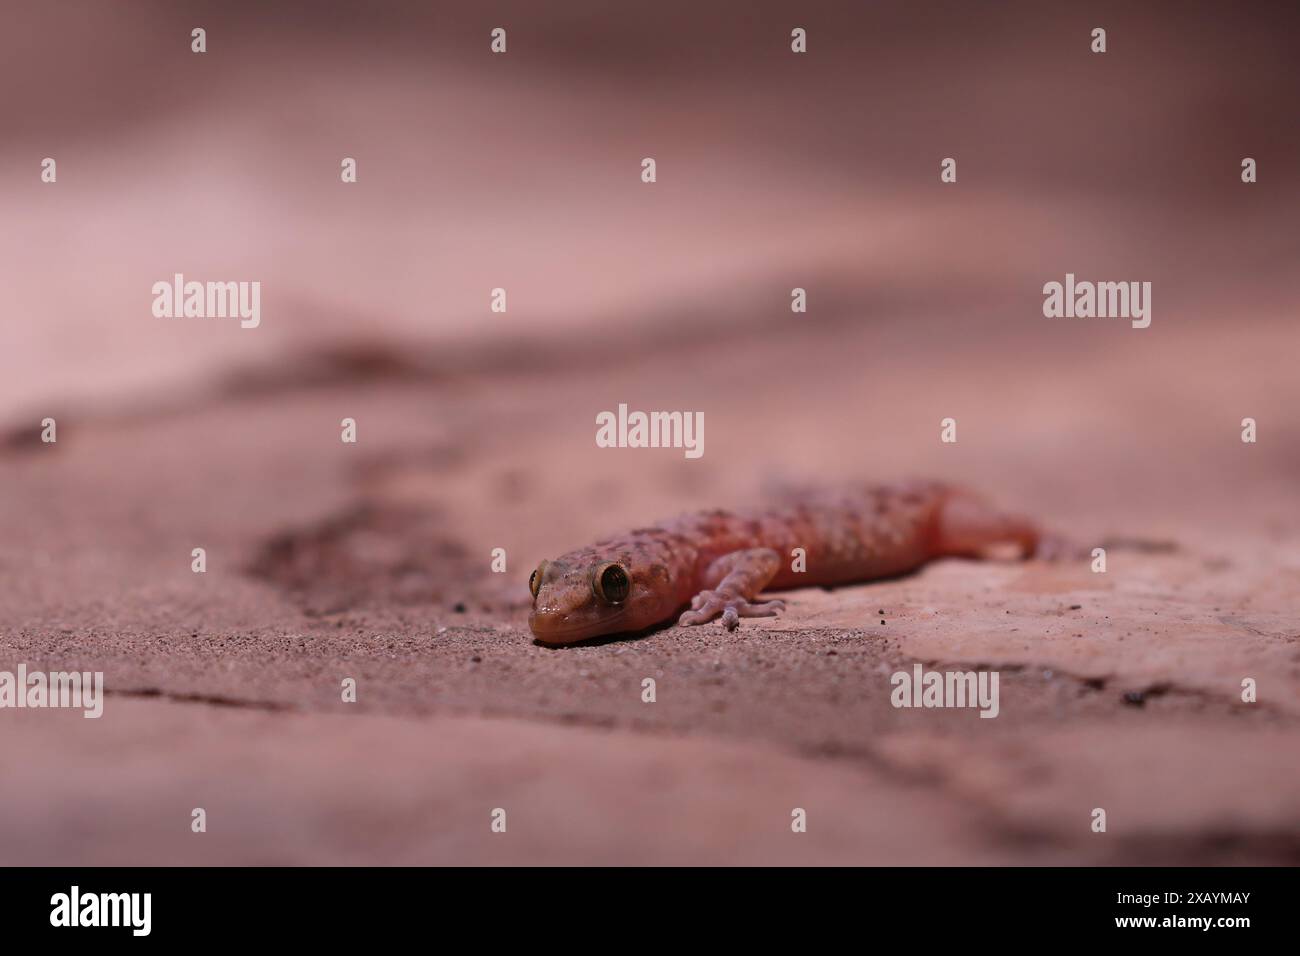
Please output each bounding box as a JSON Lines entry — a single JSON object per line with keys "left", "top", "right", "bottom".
{"left": 678, "top": 590, "right": 786, "bottom": 630}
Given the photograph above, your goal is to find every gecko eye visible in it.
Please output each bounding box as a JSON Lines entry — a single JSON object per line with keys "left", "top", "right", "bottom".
{"left": 592, "top": 562, "right": 630, "bottom": 605}
{"left": 529, "top": 561, "right": 548, "bottom": 599}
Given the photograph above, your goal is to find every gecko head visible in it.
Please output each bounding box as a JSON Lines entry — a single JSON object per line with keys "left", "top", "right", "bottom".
{"left": 527, "top": 554, "right": 671, "bottom": 644}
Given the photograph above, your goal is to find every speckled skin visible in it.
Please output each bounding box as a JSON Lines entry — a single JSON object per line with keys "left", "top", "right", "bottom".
{"left": 528, "top": 481, "right": 1040, "bottom": 644}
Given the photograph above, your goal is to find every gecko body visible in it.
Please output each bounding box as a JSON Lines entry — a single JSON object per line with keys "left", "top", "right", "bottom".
{"left": 527, "top": 481, "right": 1043, "bottom": 644}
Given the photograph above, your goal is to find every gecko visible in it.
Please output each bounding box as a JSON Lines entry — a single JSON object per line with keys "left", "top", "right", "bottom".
{"left": 527, "top": 480, "right": 1055, "bottom": 645}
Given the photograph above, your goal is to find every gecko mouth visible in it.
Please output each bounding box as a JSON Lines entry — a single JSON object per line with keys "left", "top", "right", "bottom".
{"left": 528, "top": 607, "right": 630, "bottom": 644}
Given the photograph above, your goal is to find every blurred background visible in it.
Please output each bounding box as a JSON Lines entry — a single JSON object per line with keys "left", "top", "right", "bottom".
{"left": 1, "top": 0, "right": 1298, "bottom": 865}
{"left": 3, "top": 0, "right": 1298, "bottom": 523}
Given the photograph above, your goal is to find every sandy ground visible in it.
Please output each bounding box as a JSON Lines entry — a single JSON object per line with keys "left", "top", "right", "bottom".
{"left": 2, "top": 314, "right": 1298, "bottom": 865}
{"left": 1, "top": 0, "right": 1298, "bottom": 865}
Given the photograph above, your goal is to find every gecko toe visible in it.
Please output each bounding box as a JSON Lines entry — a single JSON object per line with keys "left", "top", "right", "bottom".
{"left": 678, "top": 597, "right": 724, "bottom": 626}
{"left": 739, "top": 598, "right": 785, "bottom": 618}
{"left": 678, "top": 592, "right": 786, "bottom": 628}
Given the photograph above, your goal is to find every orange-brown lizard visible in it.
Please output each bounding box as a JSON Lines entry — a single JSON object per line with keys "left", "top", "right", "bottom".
{"left": 528, "top": 481, "right": 1051, "bottom": 644}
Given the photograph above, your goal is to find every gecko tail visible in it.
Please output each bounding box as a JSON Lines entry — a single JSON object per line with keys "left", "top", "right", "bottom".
{"left": 934, "top": 492, "right": 1041, "bottom": 559}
